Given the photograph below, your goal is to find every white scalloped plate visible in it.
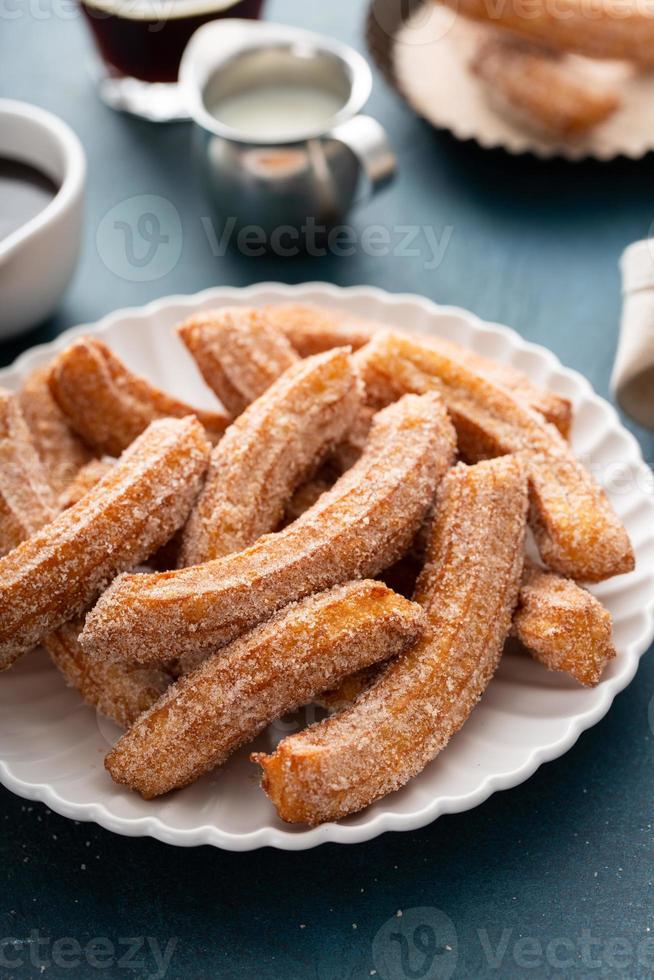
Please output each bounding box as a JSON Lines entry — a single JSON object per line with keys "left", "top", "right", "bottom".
{"left": 1, "top": 282, "right": 653, "bottom": 851}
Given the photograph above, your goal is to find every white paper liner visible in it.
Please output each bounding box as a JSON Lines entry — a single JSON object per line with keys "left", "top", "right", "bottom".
{"left": 392, "top": 3, "right": 654, "bottom": 161}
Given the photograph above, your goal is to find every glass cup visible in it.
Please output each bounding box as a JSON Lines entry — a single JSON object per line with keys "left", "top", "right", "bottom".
{"left": 79, "top": 0, "right": 265, "bottom": 121}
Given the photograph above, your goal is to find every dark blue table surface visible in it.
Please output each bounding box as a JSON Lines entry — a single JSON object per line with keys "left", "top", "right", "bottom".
{"left": 3, "top": 2, "right": 654, "bottom": 977}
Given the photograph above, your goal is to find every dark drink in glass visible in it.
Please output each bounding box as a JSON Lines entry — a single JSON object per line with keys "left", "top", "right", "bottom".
{"left": 79, "top": 0, "right": 265, "bottom": 119}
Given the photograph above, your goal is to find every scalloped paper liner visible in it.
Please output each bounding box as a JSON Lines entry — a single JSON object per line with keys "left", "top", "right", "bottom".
{"left": 385, "top": 1, "right": 654, "bottom": 160}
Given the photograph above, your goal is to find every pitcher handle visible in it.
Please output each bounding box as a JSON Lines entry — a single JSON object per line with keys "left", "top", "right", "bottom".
{"left": 328, "top": 114, "right": 396, "bottom": 202}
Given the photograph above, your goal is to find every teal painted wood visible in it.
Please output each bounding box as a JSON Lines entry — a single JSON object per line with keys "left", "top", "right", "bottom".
{"left": 1, "top": 1, "right": 654, "bottom": 977}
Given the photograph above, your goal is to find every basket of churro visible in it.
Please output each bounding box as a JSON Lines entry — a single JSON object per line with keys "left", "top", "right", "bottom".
{"left": 0, "top": 300, "right": 637, "bottom": 827}
{"left": 367, "top": 0, "right": 654, "bottom": 159}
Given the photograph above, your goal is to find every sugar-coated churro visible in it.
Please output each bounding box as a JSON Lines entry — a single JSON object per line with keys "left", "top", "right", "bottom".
{"left": 254, "top": 455, "right": 528, "bottom": 825}
{"left": 440, "top": 0, "right": 654, "bottom": 66}
{"left": 267, "top": 302, "right": 571, "bottom": 436}
{"left": 80, "top": 393, "right": 457, "bottom": 667}
{"left": 48, "top": 337, "right": 228, "bottom": 456}
{"left": 0, "top": 389, "right": 57, "bottom": 556}
{"left": 177, "top": 307, "right": 299, "bottom": 416}
{"left": 472, "top": 35, "right": 620, "bottom": 137}
{"left": 19, "top": 366, "right": 93, "bottom": 494}
{"left": 57, "top": 458, "right": 114, "bottom": 510}
{"left": 178, "top": 348, "right": 362, "bottom": 567}
{"left": 357, "top": 331, "right": 633, "bottom": 581}
{"left": 105, "top": 581, "right": 425, "bottom": 798}
{"left": 514, "top": 560, "right": 616, "bottom": 686}
{"left": 314, "top": 664, "right": 383, "bottom": 712}
{"left": 264, "top": 303, "right": 378, "bottom": 356}
{"left": 46, "top": 620, "right": 172, "bottom": 728}
{"left": 0, "top": 417, "right": 210, "bottom": 669}
{"left": 0, "top": 399, "right": 171, "bottom": 717}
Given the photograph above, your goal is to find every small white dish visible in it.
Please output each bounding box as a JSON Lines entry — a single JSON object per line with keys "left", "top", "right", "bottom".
{"left": 1, "top": 282, "right": 653, "bottom": 851}
{"left": 0, "top": 100, "right": 86, "bottom": 340}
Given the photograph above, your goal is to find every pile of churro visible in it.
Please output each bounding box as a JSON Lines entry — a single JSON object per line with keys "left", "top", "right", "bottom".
{"left": 437, "top": 0, "right": 654, "bottom": 138}
{"left": 0, "top": 303, "right": 633, "bottom": 824}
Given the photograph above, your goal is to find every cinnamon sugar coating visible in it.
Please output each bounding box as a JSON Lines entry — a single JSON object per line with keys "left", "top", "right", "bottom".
{"left": 19, "top": 366, "right": 94, "bottom": 494}
{"left": 57, "top": 459, "right": 115, "bottom": 510}
{"left": 80, "top": 393, "right": 456, "bottom": 666}
{"left": 105, "top": 581, "right": 424, "bottom": 798}
{"left": 472, "top": 36, "right": 620, "bottom": 138}
{"left": 177, "top": 307, "right": 298, "bottom": 416}
{"left": 267, "top": 302, "right": 570, "bottom": 436}
{"left": 0, "top": 416, "right": 210, "bottom": 669}
{"left": 254, "top": 456, "right": 528, "bottom": 825}
{"left": 46, "top": 620, "right": 171, "bottom": 728}
{"left": 48, "top": 337, "right": 228, "bottom": 456}
{"left": 358, "top": 331, "right": 633, "bottom": 582}
{"left": 0, "top": 398, "right": 172, "bottom": 717}
{"left": 0, "top": 389, "right": 57, "bottom": 556}
{"left": 514, "top": 560, "right": 616, "bottom": 686}
{"left": 440, "top": 0, "right": 654, "bottom": 66}
{"left": 178, "top": 348, "right": 362, "bottom": 567}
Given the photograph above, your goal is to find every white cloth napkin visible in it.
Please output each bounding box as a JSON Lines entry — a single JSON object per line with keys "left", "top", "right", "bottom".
{"left": 612, "top": 239, "right": 654, "bottom": 429}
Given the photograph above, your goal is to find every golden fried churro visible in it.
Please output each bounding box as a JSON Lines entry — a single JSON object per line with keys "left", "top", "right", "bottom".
{"left": 19, "top": 366, "right": 94, "bottom": 495}
{"left": 267, "top": 302, "right": 571, "bottom": 436}
{"left": 0, "top": 417, "right": 210, "bottom": 669}
{"left": 178, "top": 348, "right": 362, "bottom": 567}
{"left": 57, "top": 458, "right": 114, "bottom": 510}
{"left": 46, "top": 620, "right": 171, "bottom": 728}
{"left": 254, "top": 456, "right": 528, "bottom": 825}
{"left": 358, "top": 331, "right": 633, "bottom": 582}
{"left": 472, "top": 36, "right": 620, "bottom": 137}
{"left": 80, "top": 393, "right": 456, "bottom": 667}
{"left": 0, "top": 389, "right": 57, "bottom": 556}
{"left": 105, "top": 581, "right": 424, "bottom": 798}
{"left": 48, "top": 337, "right": 228, "bottom": 456}
{"left": 514, "top": 560, "right": 616, "bottom": 686}
{"left": 177, "top": 308, "right": 299, "bottom": 416}
{"left": 440, "top": 0, "right": 654, "bottom": 66}
{"left": 264, "top": 303, "right": 378, "bottom": 356}
{"left": 0, "top": 397, "right": 171, "bottom": 718}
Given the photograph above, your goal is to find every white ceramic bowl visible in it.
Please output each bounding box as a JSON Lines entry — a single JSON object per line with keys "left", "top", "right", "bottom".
{"left": 0, "top": 100, "right": 86, "bottom": 340}
{"left": 1, "top": 282, "right": 653, "bottom": 851}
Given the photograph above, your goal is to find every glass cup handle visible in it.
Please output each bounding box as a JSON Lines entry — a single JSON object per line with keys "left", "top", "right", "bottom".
{"left": 328, "top": 114, "right": 396, "bottom": 202}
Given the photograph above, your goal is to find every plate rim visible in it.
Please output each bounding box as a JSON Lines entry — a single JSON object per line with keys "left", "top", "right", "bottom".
{"left": 1, "top": 280, "right": 653, "bottom": 851}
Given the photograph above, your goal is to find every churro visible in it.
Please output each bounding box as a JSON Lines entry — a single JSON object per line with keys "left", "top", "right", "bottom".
{"left": 57, "top": 459, "right": 114, "bottom": 510}
{"left": 358, "top": 331, "right": 633, "bottom": 581}
{"left": 254, "top": 455, "right": 528, "bottom": 825}
{"left": 178, "top": 348, "right": 362, "bottom": 566}
{"left": 264, "top": 303, "right": 378, "bottom": 356}
{"left": 80, "top": 393, "right": 456, "bottom": 667}
{"left": 440, "top": 0, "right": 654, "bottom": 66}
{"left": 105, "top": 581, "right": 424, "bottom": 798}
{"left": 0, "top": 417, "right": 210, "bottom": 669}
{"left": 0, "top": 389, "right": 57, "bottom": 556}
{"left": 177, "top": 307, "right": 298, "bottom": 416}
{"left": 472, "top": 36, "right": 620, "bottom": 137}
{"left": 267, "top": 302, "right": 571, "bottom": 436}
{"left": 48, "top": 337, "right": 228, "bottom": 456}
{"left": 514, "top": 560, "right": 616, "bottom": 686}
{"left": 46, "top": 620, "right": 171, "bottom": 728}
{"left": 19, "top": 366, "right": 93, "bottom": 494}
